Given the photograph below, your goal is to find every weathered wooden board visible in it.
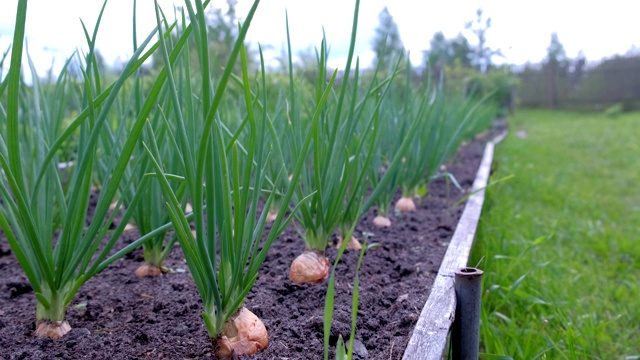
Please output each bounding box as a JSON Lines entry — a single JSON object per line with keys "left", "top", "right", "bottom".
{"left": 402, "top": 131, "right": 505, "bottom": 360}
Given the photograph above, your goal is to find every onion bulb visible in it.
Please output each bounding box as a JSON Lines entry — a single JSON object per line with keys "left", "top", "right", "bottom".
{"left": 134, "top": 263, "right": 163, "bottom": 277}
{"left": 215, "top": 307, "right": 268, "bottom": 357}
{"left": 34, "top": 320, "right": 71, "bottom": 339}
{"left": 373, "top": 215, "right": 391, "bottom": 227}
{"left": 336, "top": 235, "right": 362, "bottom": 250}
{"left": 395, "top": 196, "right": 416, "bottom": 212}
{"left": 288, "top": 250, "right": 330, "bottom": 284}
{"left": 266, "top": 209, "right": 278, "bottom": 223}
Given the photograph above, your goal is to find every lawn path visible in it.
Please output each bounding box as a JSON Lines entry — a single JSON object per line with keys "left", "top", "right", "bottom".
{"left": 471, "top": 109, "right": 640, "bottom": 358}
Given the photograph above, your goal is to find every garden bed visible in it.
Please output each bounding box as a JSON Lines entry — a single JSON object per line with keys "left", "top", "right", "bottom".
{"left": 0, "top": 133, "right": 493, "bottom": 360}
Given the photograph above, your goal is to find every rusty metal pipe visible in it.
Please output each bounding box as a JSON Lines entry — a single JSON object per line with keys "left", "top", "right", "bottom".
{"left": 452, "top": 267, "right": 483, "bottom": 360}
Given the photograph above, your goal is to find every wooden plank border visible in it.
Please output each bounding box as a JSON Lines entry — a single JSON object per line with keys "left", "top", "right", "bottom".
{"left": 402, "top": 131, "right": 507, "bottom": 360}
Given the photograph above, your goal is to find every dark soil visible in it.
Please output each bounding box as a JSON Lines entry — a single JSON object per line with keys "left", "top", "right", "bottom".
{"left": 0, "top": 134, "right": 491, "bottom": 360}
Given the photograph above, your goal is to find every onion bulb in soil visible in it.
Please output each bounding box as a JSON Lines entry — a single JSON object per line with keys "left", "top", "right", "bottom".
{"left": 288, "top": 250, "right": 330, "bottom": 284}
{"left": 34, "top": 320, "right": 71, "bottom": 339}
{"left": 336, "top": 235, "right": 362, "bottom": 250}
{"left": 134, "top": 263, "right": 163, "bottom": 277}
{"left": 373, "top": 215, "right": 391, "bottom": 227}
{"left": 215, "top": 307, "right": 268, "bottom": 358}
{"left": 266, "top": 209, "right": 278, "bottom": 223}
{"left": 395, "top": 196, "right": 416, "bottom": 212}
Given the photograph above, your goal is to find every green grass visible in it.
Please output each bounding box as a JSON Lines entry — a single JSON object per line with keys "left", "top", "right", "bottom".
{"left": 471, "top": 109, "right": 640, "bottom": 359}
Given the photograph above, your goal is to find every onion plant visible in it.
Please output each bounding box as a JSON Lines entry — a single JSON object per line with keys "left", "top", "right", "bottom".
{"left": 0, "top": 0, "right": 203, "bottom": 339}
{"left": 114, "top": 82, "right": 187, "bottom": 277}
{"left": 142, "top": 0, "right": 327, "bottom": 355}
{"left": 107, "top": 5, "right": 189, "bottom": 277}
{"left": 366, "top": 62, "right": 495, "bottom": 217}
{"left": 350, "top": 56, "right": 422, "bottom": 229}
{"left": 393, "top": 85, "right": 485, "bottom": 212}
{"left": 226, "top": 72, "right": 289, "bottom": 224}
{"left": 333, "top": 55, "right": 403, "bottom": 249}
{"left": 1, "top": 1, "right": 132, "bottom": 338}
{"left": 254, "top": 85, "right": 293, "bottom": 223}
{"left": 367, "top": 103, "right": 408, "bottom": 227}
{"left": 367, "top": 99, "right": 419, "bottom": 225}
{"left": 283, "top": 0, "right": 397, "bottom": 283}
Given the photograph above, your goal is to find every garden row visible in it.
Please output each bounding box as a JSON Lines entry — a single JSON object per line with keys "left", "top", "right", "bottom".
{"left": 0, "top": 0, "right": 496, "bottom": 358}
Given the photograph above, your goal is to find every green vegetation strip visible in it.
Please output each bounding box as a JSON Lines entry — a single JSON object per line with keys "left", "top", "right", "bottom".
{"left": 471, "top": 109, "right": 640, "bottom": 359}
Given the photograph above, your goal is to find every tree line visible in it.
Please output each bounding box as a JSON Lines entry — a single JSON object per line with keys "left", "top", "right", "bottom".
{"left": 66, "top": 2, "right": 640, "bottom": 112}
{"left": 518, "top": 32, "right": 640, "bottom": 110}
{"left": 373, "top": 6, "right": 640, "bottom": 112}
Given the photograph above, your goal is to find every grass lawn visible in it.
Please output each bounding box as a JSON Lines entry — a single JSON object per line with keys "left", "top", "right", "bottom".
{"left": 470, "top": 109, "right": 640, "bottom": 359}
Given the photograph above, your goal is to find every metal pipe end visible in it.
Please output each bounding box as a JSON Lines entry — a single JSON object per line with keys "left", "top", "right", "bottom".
{"left": 456, "top": 267, "right": 483, "bottom": 277}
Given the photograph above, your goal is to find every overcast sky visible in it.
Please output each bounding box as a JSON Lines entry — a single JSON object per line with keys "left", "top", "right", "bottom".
{"left": 1, "top": 0, "right": 639, "bottom": 76}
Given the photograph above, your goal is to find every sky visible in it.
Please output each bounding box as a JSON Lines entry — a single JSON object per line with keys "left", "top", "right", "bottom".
{"left": 1, "top": 0, "right": 639, "bottom": 76}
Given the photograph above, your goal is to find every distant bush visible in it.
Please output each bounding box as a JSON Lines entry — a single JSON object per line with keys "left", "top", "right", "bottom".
{"left": 464, "top": 66, "right": 519, "bottom": 115}
{"left": 603, "top": 103, "right": 624, "bottom": 118}
{"left": 427, "top": 63, "right": 519, "bottom": 116}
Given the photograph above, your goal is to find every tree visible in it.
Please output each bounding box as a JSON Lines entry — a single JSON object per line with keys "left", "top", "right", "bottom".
{"left": 423, "top": 32, "right": 473, "bottom": 83}
{"left": 568, "top": 50, "right": 586, "bottom": 86}
{"left": 204, "top": 0, "right": 257, "bottom": 72}
{"left": 371, "top": 7, "right": 404, "bottom": 70}
{"left": 424, "top": 32, "right": 448, "bottom": 68}
{"left": 449, "top": 34, "right": 473, "bottom": 67}
{"left": 465, "top": 8, "right": 502, "bottom": 73}
{"left": 544, "top": 33, "right": 566, "bottom": 107}
{"left": 424, "top": 32, "right": 472, "bottom": 69}
{"left": 546, "top": 32, "right": 568, "bottom": 67}
{"left": 205, "top": 0, "right": 239, "bottom": 67}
